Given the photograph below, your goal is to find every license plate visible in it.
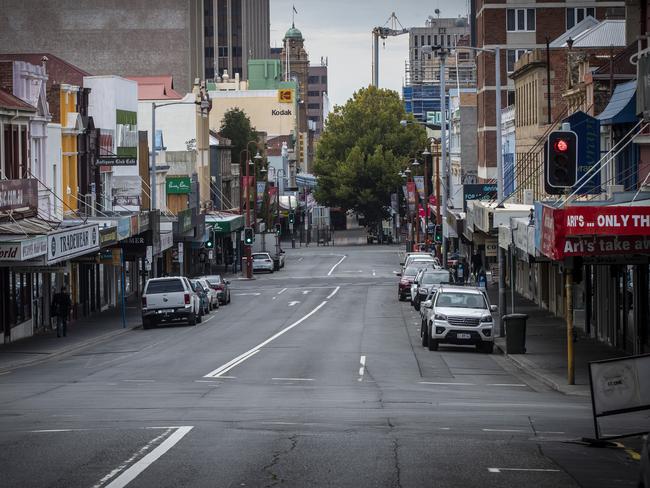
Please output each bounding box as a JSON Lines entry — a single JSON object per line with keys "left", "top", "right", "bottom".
{"left": 457, "top": 333, "right": 471, "bottom": 339}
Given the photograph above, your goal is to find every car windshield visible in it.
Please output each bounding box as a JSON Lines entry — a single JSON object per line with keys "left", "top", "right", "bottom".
{"left": 436, "top": 292, "right": 487, "bottom": 309}
{"left": 403, "top": 266, "right": 422, "bottom": 277}
{"left": 205, "top": 276, "right": 222, "bottom": 285}
{"left": 422, "top": 272, "right": 450, "bottom": 285}
{"left": 146, "top": 279, "right": 184, "bottom": 294}
{"left": 253, "top": 254, "right": 268, "bottom": 260}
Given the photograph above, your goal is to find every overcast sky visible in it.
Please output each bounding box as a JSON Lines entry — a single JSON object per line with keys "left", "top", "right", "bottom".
{"left": 270, "top": 0, "right": 468, "bottom": 108}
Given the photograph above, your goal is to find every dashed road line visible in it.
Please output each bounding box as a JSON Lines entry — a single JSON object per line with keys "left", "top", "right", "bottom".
{"left": 488, "top": 468, "right": 561, "bottom": 474}
{"left": 278, "top": 288, "right": 288, "bottom": 294}
{"left": 358, "top": 355, "right": 366, "bottom": 381}
{"left": 272, "top": 378, "right": 314, "bottom": 381}
{"left": 482, "top": 428, "right": 527, "bottom": 433}
{"left": 419, "top": 381, "right": 475, "bottom": 386}
{"left": 327, "top": 255, "right": 347, "bottom": 276}
{"left": 288, "top": 301, "right": 300, "bottom": 307}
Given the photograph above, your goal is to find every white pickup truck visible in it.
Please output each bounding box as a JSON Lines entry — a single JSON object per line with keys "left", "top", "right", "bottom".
{"left": 142, "top": 277, "right": 201, "bottom": 329}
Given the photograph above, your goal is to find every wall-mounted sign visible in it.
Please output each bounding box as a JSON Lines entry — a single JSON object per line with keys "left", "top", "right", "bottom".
{"left": 0, "top": 236, "right": 48, "bottom": 261}
{"left": 47, "top": 224, "right": 100, "bottom": 264}
{"left": 166, "top": 177, "right": 191, "bottom": 194}
{"left": 278, "top": 89, "right": 294, "bottom": 104}
{"left": 112, "top": 176, "right": 142, "bottom": 208}
{"left": 463, "top": 184, "right": 497, "bottom": 211}
{"left": 160, "top": 232, "right": 174, "bottom": 252}
{"left": 0, "top": 179, "right": 38, "bottom": 213}
{"left": 271, "top": 109, "right": 293, "bottom": 116}
{"left": 117, "top": 217, "right": 131, "bottom": 240}
{"left": 97, "top": 157, "right": 137, "bottom": 166}
{"left": 176, "top": 208, "right": 193, "bottom": 234}
{"left": 99, "top": 227, "right": 118, "bottom": 247}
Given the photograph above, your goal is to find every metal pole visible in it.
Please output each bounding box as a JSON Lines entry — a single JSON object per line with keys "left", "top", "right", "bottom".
{"left": 498, "top": 245, "right": 507, "bottom": 336}
{"left": 151, "top": 103, "right": 157, "bottom": 211}
{"left": 372, "top": 31, "right": 379, "bottom": 87}
{"left": 495, "top": 46, "right": 503, "bottom": 203}
{"left": 440, "top": 50, "right": 448, "bottom": 267}
{"left": 566, "top": 269, "right": 575, "bottom": 385}
{"left": 424, "top": 152, "right": 429, "bottom": 249}
{"left": 245, "top": 155, "right": 252, "bottom": 279}
{"left": 435, "top": 143, "right": 441, "bottom": 260}
{"left": 546, "top": 38, "right": 552, "bottom": 125}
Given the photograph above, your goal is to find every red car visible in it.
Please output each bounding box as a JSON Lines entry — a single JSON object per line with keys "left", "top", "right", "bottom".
{"left": 398, "top": 265, "right": 424, "bottom": 301}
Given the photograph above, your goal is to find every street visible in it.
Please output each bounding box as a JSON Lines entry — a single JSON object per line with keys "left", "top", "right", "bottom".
{"left": 0, "top": 246, "right": 640, "bottom": 487}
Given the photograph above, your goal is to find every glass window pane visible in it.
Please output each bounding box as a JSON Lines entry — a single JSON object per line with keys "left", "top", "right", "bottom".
{"left": 566, "top": 8, "right": 575, "bottom": 29}
{"left": 517, "top": 9, "right": 525, "bottom": 30}
{"left": 507, "top": 9, "right": 515, "bottom": 31}
{"left": 587, "top": 8, "right": 595, "bottom": 18}
{"left": 527, "top": 9, "right": 535, "bottom": 30}
{"left": 577, "top": 8, "right": 584, "bottom": 23}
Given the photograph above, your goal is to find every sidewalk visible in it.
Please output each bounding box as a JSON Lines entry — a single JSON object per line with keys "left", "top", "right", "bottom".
{"left": 0, "top": 298, "right": 142, "bottom": 373}
{"left": 487, "top": 287, "right": 626, "bottom": 396}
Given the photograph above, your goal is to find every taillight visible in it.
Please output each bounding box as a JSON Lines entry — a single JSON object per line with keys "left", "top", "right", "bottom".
{"left": 142, "top": 296, "right": 147, "bottom": 307}
{"left": 184, "top": 293, "right": 190, "bottom": 305}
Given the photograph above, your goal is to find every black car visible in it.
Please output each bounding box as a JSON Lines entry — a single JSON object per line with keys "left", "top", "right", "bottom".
{"left": 412, "top": 269, "right": 454, "bottom": 311}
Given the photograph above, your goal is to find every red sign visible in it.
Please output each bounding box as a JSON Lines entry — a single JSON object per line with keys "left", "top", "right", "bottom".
{"left": 538, "top": 204, "right": 650, "bottom": 259}
{"left": 407, "top": 182, "right": 416, "bottom": 214}
{"left": 0, "top": 179, "right": 38, "bottom": 213}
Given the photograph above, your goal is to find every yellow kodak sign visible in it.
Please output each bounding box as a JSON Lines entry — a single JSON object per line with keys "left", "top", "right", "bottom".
{"left": 278, "top": 89, "right": 294, "bottom": 103}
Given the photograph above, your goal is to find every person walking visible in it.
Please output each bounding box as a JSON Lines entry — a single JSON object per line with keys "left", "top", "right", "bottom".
{"left": 51, "top": 286, "right": 72, "bottom": 338}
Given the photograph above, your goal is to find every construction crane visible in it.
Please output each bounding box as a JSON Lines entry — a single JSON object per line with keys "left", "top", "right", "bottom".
{"left": 372, "top": 13, "right": 409, "bottom": 87}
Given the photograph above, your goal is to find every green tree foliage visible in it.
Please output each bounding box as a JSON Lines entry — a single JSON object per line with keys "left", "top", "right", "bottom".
{"left": 219, "top": 108, "right": 258, "bottom": 165}
{"left": 313, "top": 86, "right": 426, "bottom": 228}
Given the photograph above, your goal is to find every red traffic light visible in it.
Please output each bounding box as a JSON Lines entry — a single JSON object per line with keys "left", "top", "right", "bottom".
{"left": 553, "top": 139, "right": 569, "bottom": 153}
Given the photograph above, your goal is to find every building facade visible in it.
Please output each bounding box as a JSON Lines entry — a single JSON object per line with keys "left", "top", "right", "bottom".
{"left": 307, "top": 63, "right": 328, "bottom": 137}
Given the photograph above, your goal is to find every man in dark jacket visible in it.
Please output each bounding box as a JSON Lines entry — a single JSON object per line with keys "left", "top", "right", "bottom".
{"left": 51, "top": 286, "right": 72, "bottom": 338}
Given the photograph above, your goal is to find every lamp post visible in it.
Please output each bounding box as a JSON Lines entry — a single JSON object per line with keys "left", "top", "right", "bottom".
{"left": 403, "top": 167, "right": 414, "bottom": 249}
{"left": 411, "top": 158, "right": 421, "bottom": 249}
{"left": 275, "top": 168, "right": 286, "bottom": 227}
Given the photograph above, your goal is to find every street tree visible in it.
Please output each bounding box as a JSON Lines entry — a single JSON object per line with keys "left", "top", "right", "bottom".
{"left": 219, "top": 108, "right": 258, "bottom": 165}
{"left": 313, "top": 86, "right": 426, "bottom": 230}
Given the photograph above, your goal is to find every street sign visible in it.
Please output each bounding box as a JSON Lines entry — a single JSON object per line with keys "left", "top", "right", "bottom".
{"left": 96, "top": 157, "right": 137, "bottom": 166}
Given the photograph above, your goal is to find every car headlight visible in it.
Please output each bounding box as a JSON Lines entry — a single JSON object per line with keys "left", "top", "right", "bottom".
{"left": 434, "top": 313, "right": 447, "bottom": 321}
{"left": 481, "top": 315, "right": 493, "bottom": 323}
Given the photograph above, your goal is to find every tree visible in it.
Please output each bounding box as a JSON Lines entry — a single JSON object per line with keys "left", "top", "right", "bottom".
{"left": 219, "top": 108, "right": 258, "bottom": 165}
{"left": 313, "top": 86, "right": 426, "bottom": 229}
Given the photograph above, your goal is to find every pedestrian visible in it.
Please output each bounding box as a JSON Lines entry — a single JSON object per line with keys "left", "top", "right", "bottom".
{"left": 51, "top": 286, "right": 72, "bottom": 338}
{"left": 471, "top": 250, "right": 483, "bottom": 277}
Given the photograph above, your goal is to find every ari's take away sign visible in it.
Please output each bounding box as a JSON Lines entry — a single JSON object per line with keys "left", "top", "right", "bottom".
{"left": 166, "top": 177, "right": 191, "bottom": 194}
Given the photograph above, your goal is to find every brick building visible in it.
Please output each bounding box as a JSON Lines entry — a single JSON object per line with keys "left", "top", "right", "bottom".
{"left": 475, "top": 0, "right": 625, "bottom": 181}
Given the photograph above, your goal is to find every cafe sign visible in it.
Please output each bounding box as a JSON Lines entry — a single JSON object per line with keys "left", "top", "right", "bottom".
{"left": 166, "top": 177, "right": 191, "bottom": 194}
{"left": 47, "top": 224, "right": 100, "bottom": 264}
{"left": 0, "top": 236, "right": 48, "bottom": 261}
{"left": 0, "top": 179, "right": 38, "bottom": 213}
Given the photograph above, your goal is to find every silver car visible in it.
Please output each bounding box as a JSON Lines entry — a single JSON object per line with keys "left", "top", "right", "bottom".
{"left": 252, "top": 252, "right": 274, "bottom": 273}
{"left": 421, "top": 285, "right": 497, "bottom": 353}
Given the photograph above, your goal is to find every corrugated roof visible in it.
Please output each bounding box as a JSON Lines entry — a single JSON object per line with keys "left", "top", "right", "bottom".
{"left": 571, "top": 20, "right": 626, "bottom": 48}
{"left": 126, "top": 76, "right": 183, "bottom": 100}
{"left": 549, "top": 16, "right": 600, "bottom": 48}
{"left": 597, "top": 80, "right": 636, "bottom": 125}
{"left": 0, "top": 87, "right": 36, "bottom": 111}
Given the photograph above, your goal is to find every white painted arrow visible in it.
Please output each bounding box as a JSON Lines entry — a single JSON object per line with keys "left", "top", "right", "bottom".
{"left": 302, "top": 290, "right": 310, "bottom": 295}
{"left": 288, "top": 301, "right": 300, "bottom": 307}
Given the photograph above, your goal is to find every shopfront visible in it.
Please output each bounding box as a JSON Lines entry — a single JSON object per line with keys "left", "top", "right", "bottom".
{"left": 205, "top": 213, "right": 244, "bottom": 274}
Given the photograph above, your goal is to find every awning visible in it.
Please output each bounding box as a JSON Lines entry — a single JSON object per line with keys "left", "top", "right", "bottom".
{"left": 597, "top": 81, "right": 637, "bottom": 125}
{"left": 205, "top": 213, "right": 244, "bottom": 234}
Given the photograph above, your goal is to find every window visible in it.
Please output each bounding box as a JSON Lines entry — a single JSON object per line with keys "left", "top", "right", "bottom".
{"left": 414, "top": 35, "right": 418, "bottom": 47}
{"left": 427, "top": 35, "right": 431, "bottom": 46}
{"left": 414, "top": 48, "right": 418, "bottom": 59}
{"left": 321, "top": 76, "right": 327, "bottom": 84}
{"left": 307, "top": 91, "right": 319, "bottom": 97}
{"left": 447, "top": 35, "right": 451, "bottom": 46}
{"left": 506, "top": 49, "right": 528, "bottom": 72}
{"left": 507, "top": 8, "right": 535, "bottom": 31}
{"left": 308, "top": 76, "right": 320, "bottom": 84}
{"left": 421, "top": 35, "right": 425, "bottom": 46}
{"left": 434, "top": 35, "right": 438, "bottom": 46}
{"left": 145, "top": 279, "right": 184, "bottom": 294}
{"left": 307, "top": 103, "right": 320, "bottom": 109}
{"left": 310, "top": 116, "right": 320, "bottom": 122}
{"left": 566, "top": 7, "right": 595, "bottom": 29}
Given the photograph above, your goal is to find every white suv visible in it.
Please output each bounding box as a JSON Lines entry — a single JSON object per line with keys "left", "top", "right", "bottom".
{"left": 420, "top": 285, "right": 497, "bottom": 353}
{"left": 142, "top": 277, "right": 201, "bottom": 329}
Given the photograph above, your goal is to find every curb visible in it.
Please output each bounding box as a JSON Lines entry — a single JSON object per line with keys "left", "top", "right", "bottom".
{"left": 0, "top": 326, "right": 137, "bottom": 374}
{"left": 494, "top": 342, "right": 590, "bottom": 397}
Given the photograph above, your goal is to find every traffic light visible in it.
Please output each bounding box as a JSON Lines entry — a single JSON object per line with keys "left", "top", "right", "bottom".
{"left": 434, "top": 225, "right": 442, "bottom": 243}
{"left": 545, "top": 130, "right": 578, "bottom": 194}
{"left": 204, "top": 230, "right": 214, "bottom": 249}
{"left": 288, "top": 212, "right": 295, "bottom": 224}
{"left": 244, "top": 227, "right": 254, "bottom": 245}
{"left": 275, "top": 223, "right": 282, "bottom": 236}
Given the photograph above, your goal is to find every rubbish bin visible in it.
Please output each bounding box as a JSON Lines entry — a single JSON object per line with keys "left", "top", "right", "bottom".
{"left": 503, "top": 313, "right": 529, "bottom": 354}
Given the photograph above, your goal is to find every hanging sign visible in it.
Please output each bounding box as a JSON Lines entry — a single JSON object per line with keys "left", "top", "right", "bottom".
{"left": 47, "top": 224, "right": 100, "bottom": 264}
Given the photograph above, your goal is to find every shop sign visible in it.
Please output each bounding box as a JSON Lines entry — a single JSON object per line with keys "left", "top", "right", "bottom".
{"left": 474, "top": 204, "right": 492, "bottom": 233}
{"left": 117, "top": 217, "right": 131, "bottom": 240}
{"left": 166, "top": 176, "right": 191, "bottom": 194}
{"left": 139, "top": 212, "right": 150, "bottom": 234}
{"left": 97, "top": 157, "right": 137, "bottom": 166}
{"left": 160, "top": 231, "right": 173, "bottom": 252}
{"left": 0, "top": 179, "right": 38, "bottom": 213}
{"left": 0, "top": 236, "right": 48, "bottom": 261}
{"left": 99, "top": 227, "right": 118, "bottom": 247}
{"left": 47, "top": 224, "right": 100, "bottom": 264}
{"left": 278, "top": 89, "right": 294, "bottom": 103}
{"left": 112, "top": 176, "right": 142, "bottom": 208}
{"left": 485, "top": 238, "right": 498, "bottom": 257}
{"left": 561, "top": 207, "right": 650, "bottom": 237}
{"left": 463, "top": 184, "right": 497, "bottom": 211}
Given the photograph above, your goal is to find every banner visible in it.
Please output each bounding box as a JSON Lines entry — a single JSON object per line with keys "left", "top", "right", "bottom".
{"left": 406, "top": 181, "right": 416, "bottom": 214}
{"left": 414, "top": 176, "right": 425, "bottom": 201}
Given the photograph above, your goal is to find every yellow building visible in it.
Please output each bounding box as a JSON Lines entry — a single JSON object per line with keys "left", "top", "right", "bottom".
{"left": 59, "top": 83, "right": 83, "bottom": 214}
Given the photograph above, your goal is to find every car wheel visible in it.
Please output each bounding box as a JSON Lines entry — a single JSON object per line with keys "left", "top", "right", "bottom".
{"left": 398, "top": 293, "right": 403, "bottom": 302}
{"left": 414, "top": 302, "right": 420, "bottom": 312}
{"left": 479, "top": 342, "right": 494, "bottom": 354}
{"left": 197, "top": 311, "right": 203, "bottom": 323}
{"left": 143, "top": 318, "right": 152, "bottom": 330}
{"left": 428, "top": 333, "right": 439, "bottom": 351}
{"left": 228, "top": 292, "right": 231, "bottom": 304}
{"left": 421, "top": 323, "right": 429, "bottom": 347}
{"left": 188, "top": 313, "right": 197, "bottom": 326}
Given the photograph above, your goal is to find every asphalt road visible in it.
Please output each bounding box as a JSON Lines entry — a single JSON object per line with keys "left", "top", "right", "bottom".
{"left": 0, "top": 245, "right": 641, "bottom": 487}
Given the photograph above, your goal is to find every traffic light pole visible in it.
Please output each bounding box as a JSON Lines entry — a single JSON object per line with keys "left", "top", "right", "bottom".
{"left": 245, "top": 154, "right": 252, "bottom": 279}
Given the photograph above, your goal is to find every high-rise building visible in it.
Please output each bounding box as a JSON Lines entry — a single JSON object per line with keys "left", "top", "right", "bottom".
{"left": 474, "top": 0, "right": 624, "bottom": 181}
{"left": 307, "top": 63, "right": 328, "bottom": 137}
{"left": 0, "top": 0, "right": 269, "bottom": 93}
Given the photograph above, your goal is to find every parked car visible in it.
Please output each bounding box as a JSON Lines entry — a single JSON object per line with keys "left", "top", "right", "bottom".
{"left": 196, "top": 278, "right": 219, "bottom": 310}
{"left": 201, "top": 275, "right": 231, "bottom": 305}
{"left": 400, "top": 251, "right": 433, "bottom": 267}
{"left": 191, "top": 279, "right": 212, "bottom": 315}
{"left": 142, "top": 277, "right": 201, "bottom": 329}
{"left": 252, "top": 252, "right": 274, "bottom": 273}
{"left": 639, "top": 435, "right": 649, "bottom": 488}
{"left": 411, "top": 269, "right": 454, "bottom": 310}
{"left": 420, "top": 285, "right": 497, "bottom": 353}
{"left": 398, "top": 264, "right": 433, "bottom": 301}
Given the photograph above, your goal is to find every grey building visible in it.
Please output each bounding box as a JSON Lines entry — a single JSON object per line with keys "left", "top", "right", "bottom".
{"left": 307, "top": 63, "right": 328, "bottom": 137}
{"left": 0, "top": 0, "right": 269, "bottom": 93}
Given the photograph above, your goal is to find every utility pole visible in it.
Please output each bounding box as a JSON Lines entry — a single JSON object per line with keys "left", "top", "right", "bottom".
{"left": 439, "top": 47, "right": 448, "bottom": 267}
{"left": 566, "top": 269, "right": 575, "bottom": 385}
{"left": 435, "top": 140, "right": 441, "bottom": 260}
{"left": 245, "top": 153, "right": 252, "bottom": 279}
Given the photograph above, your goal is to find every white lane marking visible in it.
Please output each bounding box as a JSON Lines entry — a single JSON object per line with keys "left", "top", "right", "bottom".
{"left": 538, "top": 431, "right": 565, "bottom": 435}
{"left": 488, "top": 468, "right": 561, "bottom": 474}
{"left": 438, "top": 427, "right": 451, "bottom": 431}
{"left": 419, "top": 381, "right": 475, "bottom": 386}
{"left": 358, "top": 355, "right": 366, "bottom": 381}
{"left": 235, "top": 292, "right": 261, "bottom": 296}
{"left": 482, "top": 429, "right": 526, "bottom": 433}
{"left": 272, "top": 297, "right": 277, "bottom": 300}
{"left": 288, "top": 301, "right": 300, "bottom": 307}
{"left": 327, "top": 255, "right": 347, "bottom": 276}
{"left": 29, "top": 429, "right": 86, "bottom": 433}
{"left": 101, "top": 426, "right": 193, "bottom": 488}
{"left": 372, "top": 270, "right": 376, "bottom": 276}
{"left": 271, "top": 378, "right": 314, "bottom": 381}
{"left": 206, "top": 350, "right": 259, "bottom": 378}
{"left": 202, "top": 315, "right": 216, "bottom": 323}
{"left": 194, "top": 380, "right": 219, "bottom": 384}
{"left": 123, "top": 380, "right": 155, "bottom": 383}
{"left": 302, "top": 290, "right": 310, "bottom": 295}
{"left": 326, "top": 286, "right": 340, "bottom": 299}
{"left": 487, "top": 383, "right": 527, "bottom": 387}
{"left": 260, "top": 421, "right": 300, "bottom": 425}
{"left": 204, "top": 301, "right": 328, "bottom": 378}
{"left": 298, "top": 257, "right": 304, "bottom": 262}
{"left": 278, "top": 288, "right": 288, "bottom": 295}
{"left": 0, "top": 371, "right": 11, "bottom": 376}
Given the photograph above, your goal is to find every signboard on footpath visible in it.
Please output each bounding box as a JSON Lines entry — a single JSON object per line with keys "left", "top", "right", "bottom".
{"left": 0, "top": 179, "right": 38, "bottom": 213}
{"left": 47, "top": 224, "right": 100, "bottom": 264}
